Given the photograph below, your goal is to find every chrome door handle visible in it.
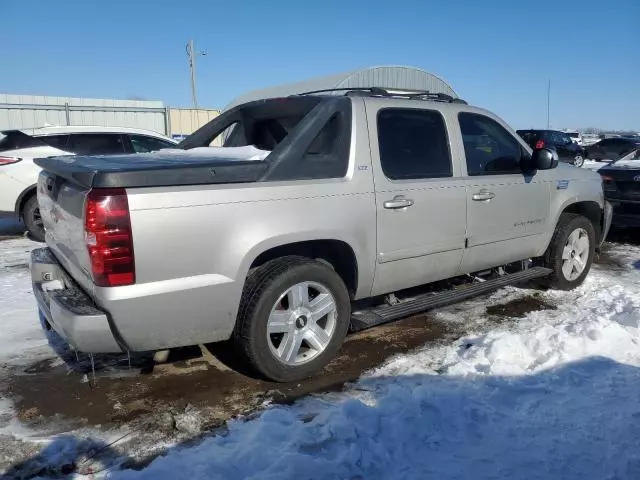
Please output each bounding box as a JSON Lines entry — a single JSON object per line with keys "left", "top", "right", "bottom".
{"left": 472, "top": 191, "right": 496, "bottom": 202}
{"left": 383, "top": 196, "right": 414, "bottom": 209}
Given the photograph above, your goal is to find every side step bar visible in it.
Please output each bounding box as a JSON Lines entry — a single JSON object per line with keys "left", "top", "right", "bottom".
{"left": 350, "top": 266, "right": 552, "bottom": 332}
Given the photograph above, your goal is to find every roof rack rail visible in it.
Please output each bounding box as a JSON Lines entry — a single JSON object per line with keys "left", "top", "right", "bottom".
{"left": 295, "top": 87, "right": 467, "bottom": 104}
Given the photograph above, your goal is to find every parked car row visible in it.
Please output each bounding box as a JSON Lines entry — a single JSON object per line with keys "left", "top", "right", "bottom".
{"left": 0, "top": 126, "right": 177, "bottom": 240}
{"left": 585, "top": 137, "right": 640, "bottom": 162}
{"left": 516, "top": 130, "right": 586, "bottom": 167}
{"left": 516, "top": 130, "right": 640, "bottom": 168}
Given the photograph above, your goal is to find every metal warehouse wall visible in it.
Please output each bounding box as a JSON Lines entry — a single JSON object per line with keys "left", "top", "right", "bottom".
{"left": 0, "top": 94, "right": 168, "bottom": 134}
{"left": 169, "top": 108, "right": 219, "bottom": 139}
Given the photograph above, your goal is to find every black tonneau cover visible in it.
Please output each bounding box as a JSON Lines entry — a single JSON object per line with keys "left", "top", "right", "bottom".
{"left": 34, "top": 152, "right": 269, "bottom": 189}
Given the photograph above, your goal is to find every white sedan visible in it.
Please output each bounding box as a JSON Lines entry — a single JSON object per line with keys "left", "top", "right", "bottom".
{"left": 0, "top": 125, "right": 177, "bottom": 241}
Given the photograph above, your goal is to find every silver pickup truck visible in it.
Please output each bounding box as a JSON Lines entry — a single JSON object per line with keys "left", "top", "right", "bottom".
{"left": 30, "top": 89, "right": 612, "bottom": 382}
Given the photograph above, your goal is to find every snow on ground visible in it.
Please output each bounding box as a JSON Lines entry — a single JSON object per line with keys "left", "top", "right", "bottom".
{"left": 582, "top": 159, "right": 606, "bottom": 171}
{"left": 1, "top": 238, "right": 639, "bottom": 479}
{"left": 0, "top": 238, "right": 51, "bottom": 365}
{"left": 103, "top": 244, "right": 640, "bottom": 480}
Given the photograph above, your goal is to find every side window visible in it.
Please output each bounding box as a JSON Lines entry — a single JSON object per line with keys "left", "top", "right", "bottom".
{"left": 293, "top": 113, "right": 347, "bottom": 178}
{"left": 216, "top": 122, "right": 243, "bottom": 147}
{"left": 39, "top": 135, "right": 70, "bottom": 151}
{"left": 377, "top": 108, "right": 452, "bottom": 180}
{"left": 306, "top": 114, "right": 339, "bottom": 155}
{"left": 68, "top": 134, "right": 126, "bottom": 155}
{"left": 548, "top": 131, "right": 563, "bottom": 144}
{"left": 129, "top": 134, "right": 174, "bottom": 153}
{"left": 517, "top": 131, "right": 536, "bottom": 145}
{"left": 459, "top": 112, "right": 522, "bottom": 176}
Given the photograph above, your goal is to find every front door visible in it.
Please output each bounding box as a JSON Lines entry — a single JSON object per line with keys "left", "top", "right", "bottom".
{"left": 366, "top": 102, "right": 467, "bottom": 296}
{"left": 457, "top": 112, "right": 551, "bottom": 273}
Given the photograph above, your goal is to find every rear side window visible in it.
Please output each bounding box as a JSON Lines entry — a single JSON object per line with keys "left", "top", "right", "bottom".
{"left": 377, "top": 108, "right": 452, "bottom": 180}
{"left": 549, "top": 131, "right": 570, "bottom": 145}
{"left": 276, "top": 112, "right": 348, "bottom": 179}
{"left": 459, "top": 112, "right": 522, "bottom": 176}
{"left": 68, "top": 134, "right": 126, "bottom": 155}
{"left": 256, "top": 97, "right": 352, "bottom": 181}
{"left": 129, "top": 134, "right": 174, "bottom": 153}
{"left": 516, "top": 131, "right": 540, "bottom": 145}
{"left": 38, "top": 135, "right": 70, "bottom": 151}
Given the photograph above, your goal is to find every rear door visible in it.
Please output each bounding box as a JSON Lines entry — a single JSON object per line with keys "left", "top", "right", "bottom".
{"left": 67, "top": 133, "right": 127, "bottom": 155}
{"left": 457, "top": 112, "right": 551, "bottom": 273}
{"left": 366, "top": 102, "right": 467, "bottom": 296}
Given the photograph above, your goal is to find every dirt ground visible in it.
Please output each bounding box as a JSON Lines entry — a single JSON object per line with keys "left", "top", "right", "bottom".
{"left": 0, "top": 289, "right": 557, "bottom": 478}
{"left": 6, "top": 314, "right": 450, "bottom": 430}
{"left": 1, "top": 226, "right": 636, "bottom": 475}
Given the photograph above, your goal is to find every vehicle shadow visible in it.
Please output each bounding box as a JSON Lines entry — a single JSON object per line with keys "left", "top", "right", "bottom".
{"left": 4, "top": 356, "right": 640, "bottom": 479}
{"left": 3, "top": 435, "right": 134, "bottom": 479}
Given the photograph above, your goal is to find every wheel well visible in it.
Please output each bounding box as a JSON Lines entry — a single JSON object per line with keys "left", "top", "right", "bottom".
{"left": 250, "top": 240, "right": 358, "bottom": 296}
{"left": 15, "top": 186, "right": 37, "bottom": 218}
{"left": 561, "top": 201, "right": 602, "bottom": 241}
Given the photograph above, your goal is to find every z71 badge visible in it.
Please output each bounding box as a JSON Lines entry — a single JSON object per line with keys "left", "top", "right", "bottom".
{"left": 557, "top": 180, "right": 569, "bottom": 190}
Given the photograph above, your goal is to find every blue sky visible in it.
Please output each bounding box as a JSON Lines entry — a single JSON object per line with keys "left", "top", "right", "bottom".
{"left": 4, "top": 0, "right": 639, "bottom": 130}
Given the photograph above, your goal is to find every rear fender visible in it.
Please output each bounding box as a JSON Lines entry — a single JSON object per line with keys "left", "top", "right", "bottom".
{"left": 15, "top": 184, "right": 37, "bottom": 217}
{"left": 239, "top": 230, "right": 374, "bottom": 300}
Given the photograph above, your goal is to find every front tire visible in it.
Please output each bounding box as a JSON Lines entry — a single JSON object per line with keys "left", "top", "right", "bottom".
{"left": 23, "top": 195, "right": 45, "bottom": 242}
{"left": 573, "top": 154, "right": 585, "bottom": 167}
{"left": 234, "top": 256, "right": 351, "bottom": 382}
{"left": 540, "top": 213, "right": 595, "bottom": 290}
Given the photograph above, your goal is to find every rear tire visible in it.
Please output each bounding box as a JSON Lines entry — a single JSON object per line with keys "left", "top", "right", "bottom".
{"left": 23, "top": 195, "right": 45, "bottom": 243}
{"left": 234, "top": 256, "right": 351, "bottom": 382}
{"left": 539, "top": 213, "right": 595, "bottom": 290}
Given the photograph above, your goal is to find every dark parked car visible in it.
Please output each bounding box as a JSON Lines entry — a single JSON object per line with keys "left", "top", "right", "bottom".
{"left": 516, "top": 130, "right": 586, "bottom": 167}
{"left": 599, "top": 149, "right": 640, "bottom": 227}
{"left": 586, "top": 137, "right": 640, "bottom": 162}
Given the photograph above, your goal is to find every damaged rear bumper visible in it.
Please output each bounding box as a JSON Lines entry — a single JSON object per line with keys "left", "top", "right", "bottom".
{"left": 30, "top": 247, "right": 123, "bottom": 353}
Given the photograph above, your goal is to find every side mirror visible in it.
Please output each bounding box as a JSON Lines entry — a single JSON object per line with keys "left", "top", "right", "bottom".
{"left": 531, "top": 147, "right": 559, "bottom": 170}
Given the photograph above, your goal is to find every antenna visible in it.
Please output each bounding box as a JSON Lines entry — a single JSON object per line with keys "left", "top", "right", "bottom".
{"left": 186, "top": 40, "right": 206, "bottom": 109}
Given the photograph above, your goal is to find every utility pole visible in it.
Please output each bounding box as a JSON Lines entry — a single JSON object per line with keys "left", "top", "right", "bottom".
{"left": 546, "top": 79, "right": 551, "bottom": 129}
{"left": 186, "top": 40, "right": 206, "bottom": 109}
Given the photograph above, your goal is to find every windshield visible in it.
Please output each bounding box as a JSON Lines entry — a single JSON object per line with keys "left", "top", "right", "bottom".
{"left": 612, "top": 148, "right": 640, "bottom": 165}
{"left": 568, "top": 132, "right": 580, "bottom": 138}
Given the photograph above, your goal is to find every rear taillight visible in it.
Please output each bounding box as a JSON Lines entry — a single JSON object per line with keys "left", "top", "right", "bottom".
{"left": 535, "top": 140, "right": 546, "bottom": 149}
{"left": 84, "top": 188, "right": 135, "bottom": 287}
{"left": 0, "top": 156, "right": 21, "bottom": 165}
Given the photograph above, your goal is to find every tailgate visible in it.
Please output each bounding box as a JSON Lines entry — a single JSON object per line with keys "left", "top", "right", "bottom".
{"left": 37, "top": 171, "right": 95, "bottom": 294}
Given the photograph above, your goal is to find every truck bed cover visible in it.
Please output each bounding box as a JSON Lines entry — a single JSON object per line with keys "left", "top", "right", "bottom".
{"left": 34, "top": 151, "right": 269, "bottom": 189}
